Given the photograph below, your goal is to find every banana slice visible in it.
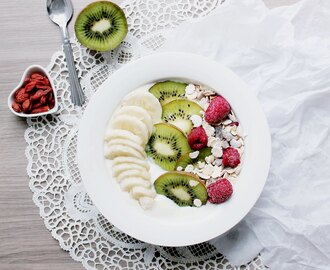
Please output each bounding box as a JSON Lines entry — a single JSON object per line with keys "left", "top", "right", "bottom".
{"left": 116, "top": 169, "right": 151, "bottom": 181}
{"left": 107, "top": 139, "right": 145, "bottom": 158}
{"left": 139, "top": 197, "right": 154, "bottom": 210}
{"left": 111, "top": 115, "right": 149, "bottom": 145}
{"left": 122, "top": 91, "right": 162, "bottom": 124}
{"left": 105, "top": 129, "right": 143, "bottom": 146}
{"left": 120, "top": 177, "right": 151, "bottom": 191}
{"left": 113, "top": 157, "right": 150, "bottom": 170}
{"left": 105, "top": 145, "right": 145, "bottom": 160}
{"left": 112, "top": 163, "right": 146, "bottom": 178}
{"left": 130, "top": 186, "right": 156, "bottom": 199}
{"left": 114, "top": 106, "right": 153, "bottom": 136}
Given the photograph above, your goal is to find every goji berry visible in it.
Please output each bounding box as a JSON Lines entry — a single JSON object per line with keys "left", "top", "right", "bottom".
{"left": 40, "top": 96, "right": 47, "bottom": 104}
{"left": 25, "top": 81, "right": 37, "bottom": 92}
{"left": 15, "top": 88, "right": 29, "bottom": 103}
{"left": 31, "top": 105, "right": 49, "bottom": 114}
{"left": 43, "top": 78, "right": 50, "bottom": 86}
{"left": 31, "top": 73, "right": 44, "bottom": 80}
{"left": 49, "top": 98, "right": 55, "bottom": 109}
{"left": 30, "top": 90, "right": 44, "bottom": 101}
{"left": 42, "top": 88, "right": 52, "bottom": 96}
{"left": 36, "top": 84, "right": 51, "bottom": 90}
{"left": 12, "top": 102, "right": 22, "bottom": 112}
{"left": 32, "top": 102, "right": 43, "bottom": 109}
{"left": 22, "top": 99, "right": 32, "bottom": 112}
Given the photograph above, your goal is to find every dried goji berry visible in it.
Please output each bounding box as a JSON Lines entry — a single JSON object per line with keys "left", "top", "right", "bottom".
{"left": 31, "top": 73, "right": 44, "bottom": 80}
{"left": 24, "top": 77, "right": 31, "bottom": 84}
{"left": 42, "top": 88, "right": 52, "bottom": 96}
{"left": 25, "top": 81, "right": 37, "bottom": 92}
{"left": 40, "top": 96, "right": 47, "bottom": 105}
{"left": 36, "top": 84, "right": 51, "bottom": 90}
{"left": 22, "top": 99, "right": 32, "bottom": 112}
{"left": 43, "top": 78, "right": 50, "bottom": 86}
{"left": 15, "top": 88, "right": 29, "bottom": 103}
{"left": 15, "top": 87, "right": 26, "bottom": 96}
{"left": 31, "top": 105, "right": 49, "bottom": 114}
{"left": 49, "top": 98, "right": 55, "bottom": 109}
{"left": 32, "top": 102, "right": 43, "bottom": 109}
{"left": 12, "top": 102, "right": 22, "bottom": 112}
{"left": 30, "top": 90, "right": 44, "bottom": 101}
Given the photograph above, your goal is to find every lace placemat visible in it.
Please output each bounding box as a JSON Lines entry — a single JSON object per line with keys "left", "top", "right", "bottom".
{"left": 25, "top": 0, "right": 265, "bottom": 269}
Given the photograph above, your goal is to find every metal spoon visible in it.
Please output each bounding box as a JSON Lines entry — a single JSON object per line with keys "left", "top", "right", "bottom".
{"left": 47, "top": 0, "right": 85, "bottom": 106}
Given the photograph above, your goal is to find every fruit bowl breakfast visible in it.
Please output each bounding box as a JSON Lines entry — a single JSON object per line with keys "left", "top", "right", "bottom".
{"left": 77, "top": 52, "right": 271, "bottom": 246}
{"left": 104, "top": 81, "right": 245, "bottom": 210}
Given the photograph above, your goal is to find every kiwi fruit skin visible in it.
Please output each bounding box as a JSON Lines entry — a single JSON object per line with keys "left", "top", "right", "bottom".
{"left": 149, "top": 81, "right": 187, "bottom": 105}
{"left": 154, "top": 171, "right": 208, "bottom": 207}
{"left": 145, "top": 123, "right": 191, "bottom": 171}
{"left": 74, "top": 1, "right": 128, "bottom": 51}
{"left": 176, "top": 147, "right": 212, "bottom": 169}
{"left": 161, "top": 99, "right": 203, "bottom": 135}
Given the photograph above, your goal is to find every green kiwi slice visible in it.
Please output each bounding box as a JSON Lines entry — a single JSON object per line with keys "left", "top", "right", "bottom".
{"left": 176, "top": 147, "right": 212, "bottom": 170}
{"left": 154, "top": 172, "right": 208, "bottom": 207}
{"left": 149, "top": 81, "right": 187, "bottom": 105}
{"left": 145, "top": 123, "right": 191, "bottom": 171}
{"left": 74, "top": 1, "right": 128, "bottom": 51}
{"left": 161, "top": 99, "right": 203, "bottom": 135}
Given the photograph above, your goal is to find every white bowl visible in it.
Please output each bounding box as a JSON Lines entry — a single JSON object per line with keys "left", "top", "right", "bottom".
{"left": 7, "top": 65, "right": 58, "bottom": 117}
{"left": 77, "top": 52, "right": 271, "bottom": 246}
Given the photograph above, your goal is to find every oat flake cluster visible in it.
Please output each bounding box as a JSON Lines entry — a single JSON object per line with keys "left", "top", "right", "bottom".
{"left": 182, "top": 84, "right": 245, "bottom": 185}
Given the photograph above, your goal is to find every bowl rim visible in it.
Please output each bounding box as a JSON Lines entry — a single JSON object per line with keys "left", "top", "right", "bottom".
{"left": 7, "top": 64, "right": 58, "bottom": 117}
{"left": 77, "top": 52, "right": 272, "bottom": 246}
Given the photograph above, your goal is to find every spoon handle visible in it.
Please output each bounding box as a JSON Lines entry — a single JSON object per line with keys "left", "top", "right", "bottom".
{"left": 63, "top": 37, "right": 85, "bottom": 106}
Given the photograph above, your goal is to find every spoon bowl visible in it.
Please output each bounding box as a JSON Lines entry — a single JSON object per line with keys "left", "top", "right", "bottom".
{"left": 47, "top": 0, "right": 73, "bottom": 27}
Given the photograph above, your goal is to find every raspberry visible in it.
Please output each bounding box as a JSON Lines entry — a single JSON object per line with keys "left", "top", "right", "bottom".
{"left": 207, "top": 178, "right": 233, "bottom": 204}
{"left": 205, "top": 96, "right": 231, "bottom": 125}
{"left": 187, "top": 126, "right": 208, "bottom": 150}
{"left": 222, "top": 147, "right": 240, "bottom": 168}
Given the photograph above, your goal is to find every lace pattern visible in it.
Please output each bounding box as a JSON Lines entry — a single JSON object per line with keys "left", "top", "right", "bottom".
{"left": 25, "top": 0, "right": 265, "bottom": 268}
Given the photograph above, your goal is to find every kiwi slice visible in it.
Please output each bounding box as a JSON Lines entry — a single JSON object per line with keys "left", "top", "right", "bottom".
{"left": 154, "top": 172, "right": 208, "bottom": 207}
{"left": 176, "top": 147, "right": 212, "bottom": 169}
{"left": 161, "top": 99, "right": 203, "bottom": 135}
{"left": 149, "top": 81, "right": 187, "bottom": 105}
{"left": 75, "top": 1, "right": 128, "bottom": 51}
{"left": 145, "top": 123, "right": 191, "bottom": 171}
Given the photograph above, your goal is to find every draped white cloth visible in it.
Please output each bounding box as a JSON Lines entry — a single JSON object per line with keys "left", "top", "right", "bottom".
{"left": 163, "top": 0, "right": 330, "bottom": 269}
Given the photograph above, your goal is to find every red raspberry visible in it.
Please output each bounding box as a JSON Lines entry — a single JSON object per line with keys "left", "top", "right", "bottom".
{"left": 187, "top": 126, "right": 208, "bottom": 150}
{"left": 222, "top": 147, "right": 240, "bottom": 168}
{"left": 205, "top": 96, "right": 231, "bottom": 125}
{"left": 207, "top": 178, "right": 233, "bottom": 204}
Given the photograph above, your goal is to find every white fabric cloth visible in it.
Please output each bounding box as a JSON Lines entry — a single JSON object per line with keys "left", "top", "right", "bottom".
{"left": 163, "top": 0, "right": 330, "bottom": 269}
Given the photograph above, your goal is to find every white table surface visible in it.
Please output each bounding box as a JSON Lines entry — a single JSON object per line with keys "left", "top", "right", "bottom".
{"left": 0, "top": 0, "right": 299, "bottom": 269}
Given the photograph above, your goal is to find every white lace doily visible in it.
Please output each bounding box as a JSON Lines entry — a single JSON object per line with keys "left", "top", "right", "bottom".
{"left": 25, "top": 0, "right": 265, "bottom": 269}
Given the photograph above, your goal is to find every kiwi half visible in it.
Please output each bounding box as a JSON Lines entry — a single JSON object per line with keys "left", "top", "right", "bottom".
{"left": 149, "top": 81, "right": 187, "bottom": 105}
{"left": 154, "top": 172, "right": 208, "bottom": 207}
{"left": 75, "top": 1, "right": 128, "bottom": 51}
{"left": 161, "top": 99, "right": 203, "bottom": 135}
{"left": 145, "top": 123, "right": 191, "bottom": 171}
{"left": 176, "top": 147, "right": 212, "bottom": 169}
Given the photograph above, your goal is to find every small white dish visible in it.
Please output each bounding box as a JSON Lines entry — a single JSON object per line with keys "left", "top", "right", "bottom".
{"left": 77, "top": 52, "right": 271, "bottom": 247}
{"left": 7, "top": 65, "right": 58, "bottom": 117}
